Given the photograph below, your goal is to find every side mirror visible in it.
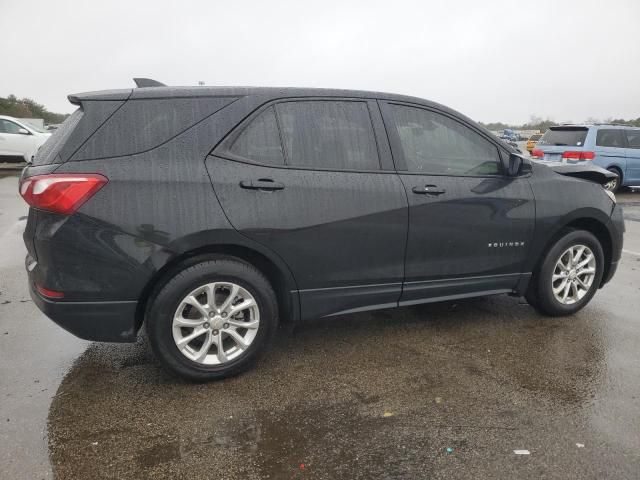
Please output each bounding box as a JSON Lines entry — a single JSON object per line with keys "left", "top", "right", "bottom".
{"left": 18, "top": 128, "right": 30, "bottom": 135}
{"left": 508, "top": 153, "right": 532, "bottom": 176}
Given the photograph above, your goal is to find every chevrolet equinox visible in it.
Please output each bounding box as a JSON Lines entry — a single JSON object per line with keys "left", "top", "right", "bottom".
{"left": 20, "top": 82, "right": 624, "bottom": 380}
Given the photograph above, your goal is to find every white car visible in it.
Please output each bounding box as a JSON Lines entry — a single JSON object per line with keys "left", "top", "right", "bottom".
{"left": 0, "top": 115, "right": 51, "bottom": 163}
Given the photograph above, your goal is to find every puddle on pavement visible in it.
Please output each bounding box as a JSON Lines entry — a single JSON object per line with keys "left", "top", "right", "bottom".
{"left": 47, "top": 296, "right": 609, "bottom": 479}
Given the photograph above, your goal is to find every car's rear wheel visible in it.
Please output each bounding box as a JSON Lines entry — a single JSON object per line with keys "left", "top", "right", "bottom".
{"left": 604, "top": 168, "right": 621, "bottom": 193}
{"left": 146, "top": 257, "right": 278, "bottom": 381}
{"left": 526, "top": 229, "right": 604, "bottom": 316}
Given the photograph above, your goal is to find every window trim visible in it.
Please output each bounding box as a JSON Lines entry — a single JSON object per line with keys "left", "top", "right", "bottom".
{"left": 214, "top": 97, "right": 389, "bottom": 174}
{"left": 378, "top": 100, "right": 509, "bottom": 178}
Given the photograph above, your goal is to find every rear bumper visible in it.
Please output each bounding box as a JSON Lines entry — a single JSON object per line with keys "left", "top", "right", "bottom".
{"left": 29, "top": 281, "right": 138, "bottom": 343}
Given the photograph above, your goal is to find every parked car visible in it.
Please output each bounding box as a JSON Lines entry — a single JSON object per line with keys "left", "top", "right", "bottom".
{"left": 532, "top": 124, "right": 640, "bottom": 192}
{"left": 526, "top": 133, "right": 543, "bottom": 154}
{"left": 500, "top": 129, "right": 518, "bottom": 142}
{"left": 0, "top": 115, "right": 50, "bottom": 162}
{"left": 20, "top": 84, "right": 623, "bottom": 380}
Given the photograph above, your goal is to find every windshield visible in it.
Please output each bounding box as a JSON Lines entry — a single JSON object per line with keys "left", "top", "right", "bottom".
{"left": 538, "top": 127, "right": 588, "bottom": 147}
{"left": 530, "top": 134, "right": 542, "bottom": 141}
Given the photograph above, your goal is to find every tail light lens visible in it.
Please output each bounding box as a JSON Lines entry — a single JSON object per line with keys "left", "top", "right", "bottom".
{"left": 531, "top": 149, "right": 544, "bottom": 159}
{"left": 36, "top": 284, "right": 65, "bottom": 299}
{"left": 19, "top": 173, "right": 108, "bottom": 215}
{"left": 562, "top": 151, "right": 595, "bottom": 161}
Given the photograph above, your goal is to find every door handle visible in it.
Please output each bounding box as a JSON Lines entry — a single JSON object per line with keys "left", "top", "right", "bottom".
{"left": 240, "top": 179, "right": 285, "bottom": 191}
{"left": 412, "top": 185, "right": 445, "bottom": 195}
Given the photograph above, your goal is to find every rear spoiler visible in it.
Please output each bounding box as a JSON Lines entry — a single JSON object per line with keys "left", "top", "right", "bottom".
{"left": 67, "top": 78, "right": 167, "bottom": 105}
{"left": 543, "top": 162, "right": 617, "bottom": 185}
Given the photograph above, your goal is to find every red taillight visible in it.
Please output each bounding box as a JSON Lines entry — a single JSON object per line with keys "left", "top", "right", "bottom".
{"left": 19, "top": 174, "right": 108, "bottom": 214}
{"left": 562, "top": 151, "right": 595, "bottom": 161}
{"left": 531, "top": 149, "right": 544, "bottom": 159}
{"left": 36, "top": 285, "right": 65, "bottom": 299}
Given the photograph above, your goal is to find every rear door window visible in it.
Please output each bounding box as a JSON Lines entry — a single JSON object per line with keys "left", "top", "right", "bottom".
{"left": 538, "top": 127, "right": 588, "bottom": 147}
{"left": 596, "top": 129, "right": 627, "bottom": 148}
{"left": 275, "top": 100, "right": 380, "bottom": 170}
{"left": 625, "top": 130, "right": 640, "bottom": 149}
{"left": 229, "top": 106, "right": 284, "bottom": 165}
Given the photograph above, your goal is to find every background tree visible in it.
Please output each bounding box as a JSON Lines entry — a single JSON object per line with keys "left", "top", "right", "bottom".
{"left": 0, "top": 95, "right": 70, "bottom": 124}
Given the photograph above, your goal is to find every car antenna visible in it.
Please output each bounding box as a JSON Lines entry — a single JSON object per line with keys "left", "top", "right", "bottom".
{"left": 133, "top": 78, "right": 167, "bottom": 88}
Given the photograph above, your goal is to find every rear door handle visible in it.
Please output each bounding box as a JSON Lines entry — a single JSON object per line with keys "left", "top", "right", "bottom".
{"left": 412, "top": 185, "right": 445, "bottom": 195}
{"left": 240, "top": 179, "right": 285, "bottom": 191}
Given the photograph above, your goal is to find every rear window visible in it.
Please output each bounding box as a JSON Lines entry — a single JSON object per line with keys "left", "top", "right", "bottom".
{"left": 538, "top": 127, "right": 588, "bottom": 147}
{"left": 32, "top": 109, "right": 84, "bottom": 165}
{"left": 529, "top": 134, "right": 542, "bottom": 141}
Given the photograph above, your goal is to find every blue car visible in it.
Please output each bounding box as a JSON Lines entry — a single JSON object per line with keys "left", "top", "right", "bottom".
{"left": 531, "top": 124, "right": 640, "bottom": 192}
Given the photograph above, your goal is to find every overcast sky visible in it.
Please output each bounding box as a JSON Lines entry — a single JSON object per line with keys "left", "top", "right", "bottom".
{"left": 1, "top": 0, "right": 638, "bottom": 124}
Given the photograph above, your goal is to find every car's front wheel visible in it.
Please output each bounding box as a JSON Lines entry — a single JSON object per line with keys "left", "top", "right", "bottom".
{"left": 526, "top": 229, "right": 604, "bottom": 316}
{"left": 146, "top": 257, "right": 278, "bottom": 381}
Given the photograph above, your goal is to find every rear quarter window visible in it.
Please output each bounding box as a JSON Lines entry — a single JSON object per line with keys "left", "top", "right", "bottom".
{"left": 32, "top": 109, "right": 84, "bottom": 165}
{"left": 229, "top": 107, "right": 284, "bottom": 165}
{"left": 71, "top": 97, "right": 236, "bottom": 160}
{"left": 538, "top": 127, "right": 588, "bottom": 147}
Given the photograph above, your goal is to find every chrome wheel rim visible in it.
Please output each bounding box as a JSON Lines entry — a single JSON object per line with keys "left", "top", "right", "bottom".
{"left": 552, "top": 245, "right": 596, "bottom": 305}
{"left": 172, "top": 282, "right": 259, "bottom": 365}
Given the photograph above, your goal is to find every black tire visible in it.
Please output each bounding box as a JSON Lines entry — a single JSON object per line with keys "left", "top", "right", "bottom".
{"left": 526, "top": 229, "right": 604, "bottom": 316}
{"left": 146, "top": 257, "right": 278, "bottom": 381}
{"left": 605, "top": 168, "right": 621, "bottom": 193}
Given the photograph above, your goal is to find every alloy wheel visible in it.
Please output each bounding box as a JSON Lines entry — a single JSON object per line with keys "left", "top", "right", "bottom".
{"left": 551, "top": 244, "right": 596, "bottom": 305}
{"left": 604, "top": 177, "right": 618, "bottom": 192}
{"left": 172, "top": 282, "right": 260, "bottom": 365}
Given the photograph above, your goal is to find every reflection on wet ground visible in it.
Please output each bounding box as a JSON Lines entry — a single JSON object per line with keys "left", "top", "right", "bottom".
{"left": 48, "top": 286, "right": 640, "bottom": 479}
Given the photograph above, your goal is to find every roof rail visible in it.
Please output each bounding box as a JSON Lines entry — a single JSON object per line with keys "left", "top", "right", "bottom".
{"left": 133, "top": 78, "right": 167, "bottom": 88}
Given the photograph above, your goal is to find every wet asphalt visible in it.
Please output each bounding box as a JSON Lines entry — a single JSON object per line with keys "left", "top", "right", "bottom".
{"left": 1, "top": 172, "right": 640, "bottom": 479}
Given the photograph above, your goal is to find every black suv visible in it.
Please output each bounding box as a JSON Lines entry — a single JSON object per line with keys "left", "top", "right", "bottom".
{"left": 20, "top": 84, "right": 624, "bottom": 380}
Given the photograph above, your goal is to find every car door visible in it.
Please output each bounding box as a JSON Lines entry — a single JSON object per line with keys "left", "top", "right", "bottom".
{"left": 623, "top": 129, "right": 640, "bottom": 184}
{"left": 595, "top": 128, "right": 627, "bottom": 179}
{"left": 0, "top": 119, "right": 32, "bottom": 157}
{"left": 207, "top": 99, "right": 408, "bottom": 320}
{"left": 379, "top": 101, "right": 535, "bottom": 305}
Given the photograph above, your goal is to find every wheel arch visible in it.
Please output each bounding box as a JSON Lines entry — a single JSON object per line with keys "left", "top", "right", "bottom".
{"left": 531, "top": 215, "right": 613, "bottom": 290}
{"left": 135, "top": 234, "right": 300, "bottom": 333}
